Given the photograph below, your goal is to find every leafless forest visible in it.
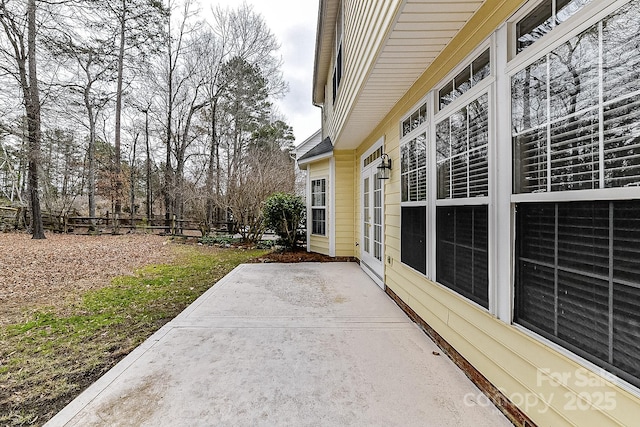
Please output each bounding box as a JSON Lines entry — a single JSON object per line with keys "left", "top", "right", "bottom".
{"left": 0, "top": 0, "right": 298, "bottom": 240}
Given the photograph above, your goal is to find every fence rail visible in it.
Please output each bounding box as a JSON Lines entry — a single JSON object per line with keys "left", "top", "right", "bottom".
{"left": 0, "top": 207, "right": 233, "bottom": 236}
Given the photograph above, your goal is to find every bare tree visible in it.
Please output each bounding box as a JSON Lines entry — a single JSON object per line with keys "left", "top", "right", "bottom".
{"left": 0, "top": 0, "right": 45, "bottom": 238}
{"left": 107, "top": 0, "right": 166, "bottom": 214}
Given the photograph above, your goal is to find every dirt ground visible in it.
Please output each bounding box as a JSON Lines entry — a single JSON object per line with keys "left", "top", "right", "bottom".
{"left": 0, "top": 232, "right": 176, "bottom": 325}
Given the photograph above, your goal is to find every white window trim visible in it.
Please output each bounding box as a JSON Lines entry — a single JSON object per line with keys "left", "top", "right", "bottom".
{"left": 494, "top": 23, "right": 514, "bottom": 322}
{"left": 310, "top": 176, "right": 328, "bottom": 237}
{"left": 330, "top": 158, "right": 336, "bottom": 257}
{"left": 429, "top": 36, "right": 496, "bottom": 309}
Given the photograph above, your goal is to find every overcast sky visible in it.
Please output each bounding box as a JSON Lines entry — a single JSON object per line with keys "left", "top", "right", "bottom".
{"left": 205, "top": 0, "right": 321, "bottom": 146}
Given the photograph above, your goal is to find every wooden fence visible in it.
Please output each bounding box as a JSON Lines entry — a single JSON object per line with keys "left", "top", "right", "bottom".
{"left": 0, "top": 206, "right": 233, "bottom": 237}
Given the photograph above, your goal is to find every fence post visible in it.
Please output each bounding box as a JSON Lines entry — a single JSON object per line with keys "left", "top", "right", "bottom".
{"left": 114, "top": 213, "right": 120, "bottom": 235}
{"left": 172, "top": 215, "right": 176, "bottom": 236}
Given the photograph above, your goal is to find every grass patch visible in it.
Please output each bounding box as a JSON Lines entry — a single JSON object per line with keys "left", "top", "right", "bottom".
{"left": 0, "top": 245, "right": 267, "bottom": 427}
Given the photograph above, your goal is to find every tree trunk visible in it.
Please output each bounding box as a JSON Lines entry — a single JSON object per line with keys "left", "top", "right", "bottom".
{"left": 86, "top": 100, "right": 96, "bottom": 224}
{"left": 164, "top": 14, "right": 174, "bottom": 232}
{"left": 26, "top": 0, "right": 44, "bottom": 239}
{"left": 205, "top": 100, "right": 217, "bottom": 228}
{"left": 130, "top": 134, "right": 137, "bottom": 221}
{"left": 145, "top": 109, "right": 152, "bottom": 220}
{"left": 114, "top": 0, "right": 127, "bottom": 214}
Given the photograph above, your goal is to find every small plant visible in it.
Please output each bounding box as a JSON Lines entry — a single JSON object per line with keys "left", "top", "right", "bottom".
{"left": 262, "top": 193, "right": 305, "bottom": 251}
{"left": 256, "top": 239, "right": 276, "bottom": 250}
{"left": 198, "top": 234, "right": 240, "bottom": 246}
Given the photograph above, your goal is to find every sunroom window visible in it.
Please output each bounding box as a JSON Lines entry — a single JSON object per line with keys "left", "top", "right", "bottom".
{"left": 516, "top": 0, "right": 593, "bottom": 54}
{"left": 515, "top": 200, "right": 640, "bottom": 388}
{"left": 435, "top": 49, "right": 491, "bottom": 309}
{"left": 513, "top": 0, "right": 640, "bottom": 193}
{"left": 439, "top": 48, "right": 490, "bottom": 110}
{"left": 401, "top": 131, "right": 427, "bottom": 203}
{"left": 436, "top": 93, "right": 489, "bottom": 199}
{"left": 437, "top": 205, "right": 489, "bottom": 308}
{"left": 512, "top": 0, "right": 640, "bottom": 388}
{"left": 400, "top": 103, "right": 428, "bottom": 274}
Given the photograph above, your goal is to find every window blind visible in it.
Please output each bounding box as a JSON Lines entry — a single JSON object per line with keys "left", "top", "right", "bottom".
{"left": 436, "top": 206, "right": 489, "bottom": 308}
{"left": 401, "top": 206, "right": 427, "bottom": 274}
{"left": 513, "top": 0, "right": 640, "bottom": 193}
{"left": 515, "top": 200, "right": 640, "bottom": 387}
{"left": 437, "top": 94, "right": 489, "bottom": 199}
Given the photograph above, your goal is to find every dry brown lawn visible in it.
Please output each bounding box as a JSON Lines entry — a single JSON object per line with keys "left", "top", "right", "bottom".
{"left": 0, "top": 232, "right": 175, "bottom": 325}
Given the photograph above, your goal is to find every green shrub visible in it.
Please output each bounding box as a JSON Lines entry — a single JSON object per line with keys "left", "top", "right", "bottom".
{"left": 262, "top": 193, "right": 305, "bottom": 251}
{"left": 198, "top": 234, "right": 241, "bottom": 246}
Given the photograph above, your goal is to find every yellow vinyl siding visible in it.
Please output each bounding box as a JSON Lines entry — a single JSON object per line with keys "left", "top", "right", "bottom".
{"left": 335, "top": 0, "right": 640, "bottom": 425}
{"left": 308, "top": 159, "right": 330, "bottom": 256}
{"left": 326, "top": 0, "right": 403, "bottom": 143}
{"left": 386, "top": 270, "right": 639, "bottom": 427}
{"left": 334, "top": 150, "right": 356, "bottom": 257}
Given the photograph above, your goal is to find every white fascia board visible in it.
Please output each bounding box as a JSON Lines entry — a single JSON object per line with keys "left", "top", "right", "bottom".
{"left": 297, "top": 151, "right": 334, "bottom": 169}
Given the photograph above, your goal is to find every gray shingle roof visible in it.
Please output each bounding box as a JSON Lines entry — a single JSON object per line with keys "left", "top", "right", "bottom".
{"left": 298, "top": 137, "right": 333, "bottom": 162}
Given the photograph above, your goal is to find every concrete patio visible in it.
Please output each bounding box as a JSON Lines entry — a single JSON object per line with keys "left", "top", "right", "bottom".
{"left": 45, "top": 262, "right": 512, "bottom": 426}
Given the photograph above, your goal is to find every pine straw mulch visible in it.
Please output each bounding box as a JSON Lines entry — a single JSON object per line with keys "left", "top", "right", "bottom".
{"left": 251, "top": 248, "right": 353, "bottom": 263}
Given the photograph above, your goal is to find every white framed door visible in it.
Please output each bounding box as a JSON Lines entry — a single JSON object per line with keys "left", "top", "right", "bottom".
{"left": 361, "top": 144, "right": 385, "bottom": 289}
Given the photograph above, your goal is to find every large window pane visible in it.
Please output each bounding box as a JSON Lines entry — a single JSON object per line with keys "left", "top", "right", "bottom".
{"left": 603, "top": 94, "right": 640, "bottom": 187}
{"left": 312, "top": 208, "right": 326, "bottom": 235}
{"left": 514, "top": 127, "right": 548, "bottom": 193}
{"left": 613, "top": 201, "right": 640, "bottom": 282}
{"left": 548, "top": 26, "right": 599, "bottom": 121}
{"left": 515, "top": 200, "right": 640, "bottom": 388}
{"left": 401, "top": 206, "right": 427, "bottom": 274}
{"left": 602, "top": 1, "right": 640, "bottom": 101}
{"left": 512, "top": 58, "right": 548, "bottom": 134}
{"left": 436, "top": 206, "right": 489, "bottom": 308}
{"left": 549, "top": 111, "right": 600, "bottom": 191}
{"left": 311, "top": 179, "right": 326, "bottom": 236}
{"left": 557, "top": 271, "right": 610, "bottom": 361}
{"left": 437, "top": 93, "right": 489, "bottom": 199}
{"left": 469, "top": 147, "right": 489, "bottom": 197}
{"left": 400, "top": 132, "right": 428, "bottom": 202}
{"left": 516, "top": 0, "right": 593, "bottom": 53}
{"left": 513, "top": 1, "right": 640, "bottom": 193}
{"left": 557, "top": 202, "right": 609, "bottom": 276}
{"left": 436, "top": 120, "right": 451, "bottom": 198}
{"left": 613, "top": 283, "right": 640, "bottom": 382}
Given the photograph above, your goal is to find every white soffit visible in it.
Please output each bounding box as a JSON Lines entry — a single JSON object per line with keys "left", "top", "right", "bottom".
{"left": 338, "top": 0, "right": 485, "bottom": 149}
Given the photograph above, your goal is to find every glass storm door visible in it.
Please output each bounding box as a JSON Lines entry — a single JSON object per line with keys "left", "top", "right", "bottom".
{"left": 361, "top": 165, "right": 384, "bottom": 288}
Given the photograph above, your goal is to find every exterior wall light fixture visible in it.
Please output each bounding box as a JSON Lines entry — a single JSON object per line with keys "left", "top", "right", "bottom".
{"left": 377, "top": 153, "right": 392, "bottom": 179}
